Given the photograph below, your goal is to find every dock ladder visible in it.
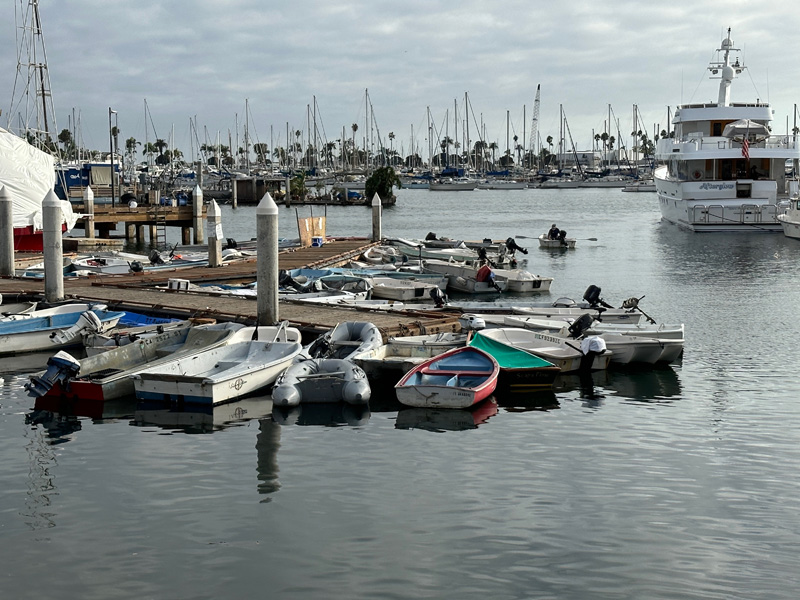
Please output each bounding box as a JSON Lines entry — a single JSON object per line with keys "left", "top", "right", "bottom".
{"left": 152, "top": 205, "right": 168, "bottom": 249}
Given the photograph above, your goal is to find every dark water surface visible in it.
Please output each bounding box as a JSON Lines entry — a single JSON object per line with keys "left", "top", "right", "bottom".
{"left": 2, "top": 188, "right": 800, "bottom": 599}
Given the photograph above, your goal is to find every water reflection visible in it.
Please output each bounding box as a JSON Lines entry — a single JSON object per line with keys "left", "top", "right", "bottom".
{"left": 606, "top": 367, "right": 682, "bottom": 402}
{"left": 395, "top": 397, "right": 498, "bottom": 432}
{"left": 271, "top": 402, "right": 371, "bottom": 427}
{"left": 255, "top": 418, "right": 281, "bottom": 501}
{"left": 21, "top": 424, "right": 59, "bottom": 532}
{"left": 495, "top": 390, "right": 560, "bottom": 412}
{"left": 31, "top": 395, "right": 136, "bottom": 423}
{"left": 131, "top": 396, "right": 274, "bottom": 434}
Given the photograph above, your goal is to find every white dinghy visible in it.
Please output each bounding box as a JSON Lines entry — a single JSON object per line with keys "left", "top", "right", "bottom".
{"left": 132, "top": 323, "right": 303, "bottom": 406}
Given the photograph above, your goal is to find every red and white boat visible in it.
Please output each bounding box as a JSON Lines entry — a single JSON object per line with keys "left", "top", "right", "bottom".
{"left": 1, "top": 127, "right": 76, "bottom": 251}
{"left": 394, "top": 345, "right": 499, "bottom": 409}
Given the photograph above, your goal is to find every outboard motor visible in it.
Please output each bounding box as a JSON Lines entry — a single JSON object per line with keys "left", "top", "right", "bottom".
{"left": 583, "top": 285, "right": 613, "bottom": 309}
{"left": 559, "top": 230, "right": 569, "bottom": 246}
{"left": 306, "top": 333, "right": 332, "bottom": 359}
{"left": 24, "top": 351, "right": 81, "bottom": 398}
{"left": 279, "top": 270, "right": 304, "bottom": 292}
{"left": 458, "top": 314, "right": 486, "bottom": 331}
{"left": 129, "top": 261, "right": 144, "bottom": 273}
{"left": 429, "top": 286, "right": 448, "bottom": 308}
{"left": 149, "top": 249, "right": 165, "bottom": 265}
{"left": 620, "top": 295, "right": 657, "bottom": 324}
{"left": 226, "top": 238, "right": 238, "bottom": 249}
{"left": 579, "top": 335, "right": 607, "bottom": 372}
{"left": 425, "top": 232, "right": 438, "bottom": 241}
{"left": 568, "top": 313, "right": 595, "bottom": 338}
{"left": 49, "top": 310, "right": 104, "bottom": 346}
{"left": 505, "top": 237, "right": 529, "bottom": 255}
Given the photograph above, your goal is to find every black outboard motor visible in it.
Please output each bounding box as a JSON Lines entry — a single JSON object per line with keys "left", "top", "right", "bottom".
{"left": 583, "top": 285, "right": 613, "bottom": 309}
{"left": 505, "top": 237, "right": 528, "bottom": 255}
{"left": 559, "top": 230, "right": 569, "bottom": 246}
{"left": 477, "top": 246, "right": 497, "bottom": 267}
{"left": 568, "top": 313, "right": 595, "bottom": 338}
{"left": 425, "top": 232, "right": 438, "bottom": 241}
{"left": 278, "top": 270, "right": 304, "bottom": 292}
{"left": 149, "top": 249, "right": 165, "bottom": 265}
{"left": 226, "top": 238, "right": 238, "bottom": 249}
{"left": 129, "top": 261, "right": 144, "bottom": 273}
{"left": 429, "top": 286, "right": 448, "bottom": 308}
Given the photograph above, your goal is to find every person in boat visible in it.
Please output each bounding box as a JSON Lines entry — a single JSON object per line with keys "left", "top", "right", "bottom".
{"left": 548, "top": 224, "right": 560, "bottom": 240}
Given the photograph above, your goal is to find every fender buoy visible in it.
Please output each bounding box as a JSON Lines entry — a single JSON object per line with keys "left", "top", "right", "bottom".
{"left": 692, "top": 170, "right": 702, "bottom": 180}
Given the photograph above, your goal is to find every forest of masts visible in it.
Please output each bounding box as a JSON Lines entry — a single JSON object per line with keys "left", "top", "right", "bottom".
{"left": 35, "top": 90, "right": 667, "bottom": 178}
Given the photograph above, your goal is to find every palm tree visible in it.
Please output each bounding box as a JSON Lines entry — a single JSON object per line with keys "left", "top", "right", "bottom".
{"left": 253, "top": 143, "right": 269, "bottom": 165}
{"left": 488, "top": 142, "right": 498, "bottom": 169}
{"left": 155, "top": 138, "right": 168, "bottom": 159}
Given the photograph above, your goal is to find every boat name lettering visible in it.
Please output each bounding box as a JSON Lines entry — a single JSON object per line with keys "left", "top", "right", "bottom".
{"left": 699, "top": 183, "right": 735, "bottom": 191}
{"left": 534, "top": 333, "right": 561, "bottom": 344}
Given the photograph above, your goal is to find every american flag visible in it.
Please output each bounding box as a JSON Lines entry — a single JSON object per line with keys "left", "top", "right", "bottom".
{"left": 742, "top": 137, "right": 750, "bottom": 160}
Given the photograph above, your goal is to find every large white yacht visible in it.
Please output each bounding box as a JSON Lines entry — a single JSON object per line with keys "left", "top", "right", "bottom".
{"left": 654, "top": 29, "right": 800, "bottom": 232}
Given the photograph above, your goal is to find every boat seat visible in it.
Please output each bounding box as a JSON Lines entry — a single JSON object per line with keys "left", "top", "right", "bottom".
{"left": 334, "top": 341, "right": 365, "bottom": 346}
{"left": 419, "top": 367, "right": 491, "bottom": 377}
{"left": 215, "top": 361, "right": 239, "bottom": 370}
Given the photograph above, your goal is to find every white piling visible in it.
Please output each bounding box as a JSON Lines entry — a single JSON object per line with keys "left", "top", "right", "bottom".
{"left": 0, "top": 186, "right": 15, "bottom": 277}
{"left": 371, "top": 193, "right": 382, "bottom": 242}
{"left": 256, "top": 192, "right": 279, "bottom": 325}
{"left": 207, "top": 199, "right": 223, "bottom": 268}
{"left": 42, "top": 190, "right": 65, "bottom": 302}
{"left": 285, "top": 175, "right": 291, "bottom": 205}
{"left": 192, "top": 184, "right": 204, "bottom": 244}
{"left": 83, "top": 186, "right": 95, "bottom": 239}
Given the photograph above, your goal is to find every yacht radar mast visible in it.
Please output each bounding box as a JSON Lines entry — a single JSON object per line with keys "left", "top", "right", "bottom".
{"left": 708, "top": 28, "right": 744, "bottom": 107}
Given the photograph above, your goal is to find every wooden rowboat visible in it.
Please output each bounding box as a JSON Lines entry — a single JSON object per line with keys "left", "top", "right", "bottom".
{"left": 394, "top": 346, "right": 499, "bottom": 409}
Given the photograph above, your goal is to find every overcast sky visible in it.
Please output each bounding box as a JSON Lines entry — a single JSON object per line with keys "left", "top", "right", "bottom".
{"left": 4, "top": 0, "right": 800, "bottom": 162}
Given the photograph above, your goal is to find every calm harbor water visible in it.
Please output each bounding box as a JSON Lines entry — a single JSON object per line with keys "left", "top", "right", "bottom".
{"left": 2, "top": 188, "right": 800, "bottom": 599}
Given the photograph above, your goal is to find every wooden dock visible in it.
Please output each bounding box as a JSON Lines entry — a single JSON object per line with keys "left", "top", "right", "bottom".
{"left": 1, "top": 239, "right": 462, "bottom": 340}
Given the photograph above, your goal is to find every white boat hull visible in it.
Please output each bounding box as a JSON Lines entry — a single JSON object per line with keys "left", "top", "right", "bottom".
{"left": 538, "top": 234, "right": 576, "bottom": 249}
{"left": 778, "top": 202, "right": 800, "bottom": 239}
{"left": 133, "top": 338, "right": 302, "bottom": 406}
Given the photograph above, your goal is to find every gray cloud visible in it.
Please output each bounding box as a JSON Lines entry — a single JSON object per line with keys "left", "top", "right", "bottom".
{"left": 4, "top": 1, "right": 798, "bottom": 158}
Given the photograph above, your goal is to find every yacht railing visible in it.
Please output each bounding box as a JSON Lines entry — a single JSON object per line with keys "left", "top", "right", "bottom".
{"left": 658, "top": 134, "right": 799, "bottom": 153}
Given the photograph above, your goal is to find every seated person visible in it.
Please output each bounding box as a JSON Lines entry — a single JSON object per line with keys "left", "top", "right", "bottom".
{"left": 548, "top": 224, "right": 560, "bottom": 240}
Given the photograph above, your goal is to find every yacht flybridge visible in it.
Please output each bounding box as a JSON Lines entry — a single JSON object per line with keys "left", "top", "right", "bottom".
{"left": 654, "top": 29, "right": 800, "bottom": 232}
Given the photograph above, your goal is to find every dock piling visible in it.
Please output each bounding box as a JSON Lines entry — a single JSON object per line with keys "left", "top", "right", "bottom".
{"left": 83, "top": 186, "right": 95, "bottom": 239}
{"left": 371, "top": 193, "right": 382, "bottom": 242}
{"left": 256, "top": 192, "right": 279, "bottom": 325}
{"left": 207, "top": 199, "right": 223, "bottom": 268}
{"left": 0, "top": 186, "right": 15, "bottom": 277}
{"left": 43, "top": 190, "right": 65, "bottom": 302}
{"left": 192, "top": 184, "right": 204, "bottom": 244}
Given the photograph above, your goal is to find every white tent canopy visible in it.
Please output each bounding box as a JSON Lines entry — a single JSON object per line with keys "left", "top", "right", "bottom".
{"left": 0, "top": 127, "right": 75, "bottom": 230}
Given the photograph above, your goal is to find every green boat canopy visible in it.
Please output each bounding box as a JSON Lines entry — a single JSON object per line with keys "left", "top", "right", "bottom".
{"left": 469, "top": 332, "right": 555, "bottom": 370}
